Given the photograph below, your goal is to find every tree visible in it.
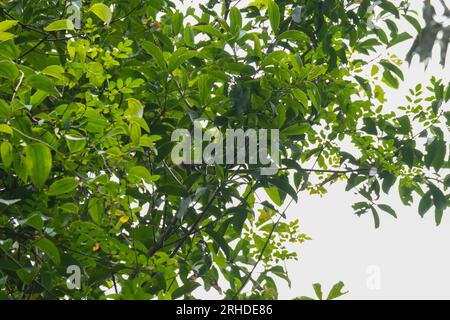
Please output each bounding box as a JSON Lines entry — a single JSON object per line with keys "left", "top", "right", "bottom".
{"left": 0, "top": 0, "right": 448, "bottom": 300}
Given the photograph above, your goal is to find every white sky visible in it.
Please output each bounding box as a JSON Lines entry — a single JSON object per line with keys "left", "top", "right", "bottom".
{"left": 191, "top": 0, "right": 450, "bottom": 300}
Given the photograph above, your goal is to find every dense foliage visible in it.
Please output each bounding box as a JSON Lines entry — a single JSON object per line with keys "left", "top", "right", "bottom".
{"left": 0, "top": 0, "right": 448, "bottom": 300}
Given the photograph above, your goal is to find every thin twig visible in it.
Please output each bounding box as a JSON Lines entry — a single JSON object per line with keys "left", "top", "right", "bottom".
{"left": 18, "top": 35, "right": 50, "bottom": 60}
{"left": 11, "top": 71, "right": 24, "bottom": 104}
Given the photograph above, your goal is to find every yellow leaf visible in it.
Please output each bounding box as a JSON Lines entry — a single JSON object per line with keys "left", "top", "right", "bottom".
{"left": 119, "top": 215, "right": 129, "bottom": 224}
{"left": 92, "top": 242, "right": 101, "bottom": 252}
{"left": 89, "top": 3, "right": 112, "bottom": 25}
{"left": 0, "top": 124, "right": 13, "bottom": 135}
{"left": 0, "top": 20, "right": 18, "bottom": 32}
{"left": 0, "top": 32, "right": 15, "bottom": 41}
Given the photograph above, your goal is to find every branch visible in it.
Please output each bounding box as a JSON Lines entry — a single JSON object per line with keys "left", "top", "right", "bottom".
{"left": 19, "top": 35, "right": 50, "bottom": 60}
{"left": 0, "top": 8, "right": 46, "bottom": 35}
{"left": 0, "top": 246, "right": 58, "bottom": 299}
{"left": 162, "top": 182, "right": 256, "bottom": 249}
{"left": 169, "top": 184, "right": 223, "bottom": 257}
{"left": 233, "top": 215, "right": 282, "bottom": 298}
{"left": 110, "top": 1, "right": 144, "bottom": 25}
{"left": 11, "top": 127, "right": 61, "bottom": 154}
{"left": 11, "top": 71, "right": 24, "bottom": 104}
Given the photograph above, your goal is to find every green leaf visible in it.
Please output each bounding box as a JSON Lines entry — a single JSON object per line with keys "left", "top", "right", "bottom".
{"left": 192, "top": 25, "right": 224, "bottom": 39}
{"left": 265, "top": 187, "right": 283, "bottom": 206}
{"left": 380, "top": 60, "right": 404, "bottom": 81}
{"left": 231, "top": 209, "right": 248, "bottom": 234}
{"left": 359, "top": 38, "right": 382, "bottom": 51}
{"left": 229, "top": 7, "right": 242, "bottom": 34}
{"left": 418, "top": 191, "right": 433, "bottom": 218}
{"left": 444, "top": 85, "right": 450, "bottom": 102}
{"left": 312, "top": 283, "right": 323, "bottom": 300}
{"left": 223, "top": 62, "right": 255, "bottom": 75}
{"left": 403, "top": 15, "right": 422, "bottom": 33}
{"left": 270, "top": 177, "right": 298, "bottom": 202}
{"left": 48, "top": 177, "right": 79, "bottom": 196}
{"left": 172, "top": 12, "right": 184, "bottom": 35}
{"left": 435, "top": 208, "right": 444, "bottom": 226}
{"left": 141, "top": 41, "right": 166, "bottom": 70}
{"left": 41, "top": 65, "right": 65, "bottom": 80}
{"left": 168, "top": 48, "right": 199, "bottom": 72}
{"left": 1, "top": 141, "right": 14, "bottom": 169}
{"left": 388, "top": 32, "right": 412, "bottom": 48}
{"left": 30, "top": 90, "right": 49, "bottom": 106}
{"left": 444, "top": 174, "right": 450, "bottom": 188}
{"left": 326, "top": 281, "right": 348, "bottom": 300}
{"left": 355, "top": 75, "right": 372, "bottom": 97}
{"left": 399, "top": 182, "right": 414, "bottom": 206}
{"left": 430, "top": 184, "right": 447, "bottom": 213}
{"left": 292, "top": 88, "right": 308, "bottom": 107}
{"left": 362, "top": 117, "right": 378, "bottom": 135}
{"left": 371, "top": 206, "right": 380, "bottom": 229}
{"left": 183, "top": 24, "right": 194, "bottom": 46}
{"left": 89, "top": 3, "right": 112, "bottom": 25}
{"left": 24, "top": 143, "right": 52, "bottom": 188}
{"left": 0, "top": 124, "right": 13, "bottom": 135}
{"left": 306, "top": 84, "right": 321, "bottom": 111}
{"left": 44, "top": 19, "right": 75, "bottom": 31}
{"left": 198, "top": 74, "right": 209, "bottom": 105}
{"left": 379, "top": 1, "right": 400, "bottom": 18}
{"left": 425, "top": 139, "right": 446, "bottom": 172}
{"left": 397, "top": 115, "right": 412, "bottom": 135}
{"left": 125, "top": 98, "right": 144, "bottom": 118}
{"left": 88, "top": 198, "right": 104, "bottom": 224}
{"left": 382, "top": 70, "right": 399, "bottom": 89}
{"left": 16, "top": 268, "right": 38, "bottom": 284}
{"left": 377, "top": 204, "right": 397, "bottom": 218}
{"left": 172, "top": 282, "right": 201, "bottom": 299}
{"left": 27, "top": 74, "right": 58, "bottom": 94}
{"left": 267, "top": 0, "right": 280, "bottom": 34}
{"left": 0, "top": 20, "right": 18, "bottom": 32}
{"left": 400, "top": 145, "right": 415, "bottom": 168}
{"left": 128, "top": 166, "right": 159, "bottom": 184}
{"left": 277, "top": 30, "right": 309, "bottom": 43}
{"left": 59, "top": 203, "right": 79, "bottom": 214}
{"left": 206, "top": 229, "right": 231, "bottom": 258}
{"left": 20, "top": 214, "right": 44, "bottom": 230}
{"left": 375, "top": 28, "right": 389, "bottom": 44}
{"left": 381, "top": 172, "right": 396, "bottom": 194}
{"left": 65, "top": 132, "right": 86, "bottom": 153}
{"left": 282, "top": 123, "right": 310, "bottom": 136}
{"left": 346, "top": 174, "right": 366, "bottom": 191}
{"left": 0, "top": 60, "right": 19, "bottom": 80}
{"left": 0, "top": 32, "right": 15, "bottom": 41}
{"left": 269, "top": 266, "right": 291, "bottom": 286}
{"left": 34, "top": 238, "right": 60, "bottom": 265}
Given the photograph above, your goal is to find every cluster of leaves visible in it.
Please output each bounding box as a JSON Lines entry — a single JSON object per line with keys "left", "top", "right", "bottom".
{"left": 0, "top": 0, "right": 448, "bottom": 300}
{"left": 296, "top": 281, "right": 348, "bottom": 300}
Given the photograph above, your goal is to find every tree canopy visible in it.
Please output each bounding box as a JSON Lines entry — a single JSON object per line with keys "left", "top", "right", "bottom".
{"left": 0, "top": 0, "right": 449, "bottom": 300}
